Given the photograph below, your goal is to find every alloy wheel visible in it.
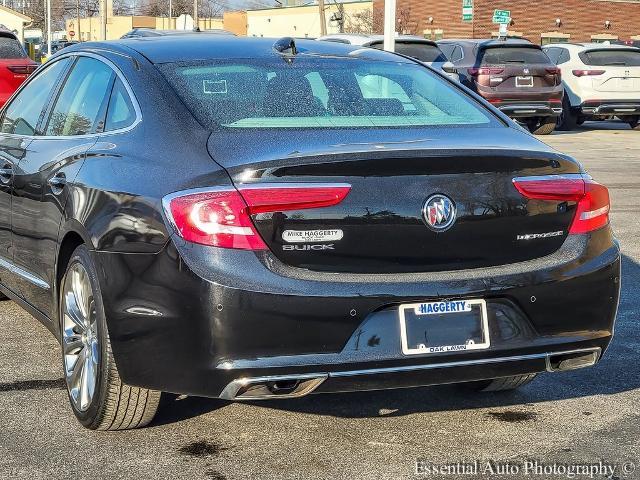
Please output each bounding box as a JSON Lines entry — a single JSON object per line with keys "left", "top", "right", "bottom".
{"left": 61, "top": 263, "right": 99, "bottom": 412}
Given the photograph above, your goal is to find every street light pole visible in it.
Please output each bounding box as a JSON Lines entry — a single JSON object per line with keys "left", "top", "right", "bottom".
{"left": 383, "top": 0, "right": 396, "bottom": 52}
{"left": 318, "top": 0, "right": 327, "bottom": 36}
{"left": 169, "top": 0, "right": 172, "bottom": 28}
{"left": 193, "top": 0, "right": 199, "bottom": 30}
{"left": 100, "top": 0, "right": 107, "bottom": 40}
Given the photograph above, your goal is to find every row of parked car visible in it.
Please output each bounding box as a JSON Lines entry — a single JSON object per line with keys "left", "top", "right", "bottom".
{"left": 1, "top": 27, "right": 639, "bottom": 136}
{"left": 319, "top": 34, "right": 640, "bottom": 135}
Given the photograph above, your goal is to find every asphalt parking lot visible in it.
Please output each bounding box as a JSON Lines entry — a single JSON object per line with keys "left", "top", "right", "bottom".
{"left": 0, "top": 122, "right": 638, "bottom": 480}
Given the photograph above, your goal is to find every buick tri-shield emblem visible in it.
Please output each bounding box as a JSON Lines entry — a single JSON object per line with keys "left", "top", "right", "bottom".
{"left": 422, "top": 194, "right": 456, "bottom": 232}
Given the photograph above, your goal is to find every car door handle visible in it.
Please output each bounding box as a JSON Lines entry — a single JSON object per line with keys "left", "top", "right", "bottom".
{"left": 48, "top": 173, "right": 67, "bottom": 193}
{"left": 0, "top": 165, "right": 12, "bottom": 185}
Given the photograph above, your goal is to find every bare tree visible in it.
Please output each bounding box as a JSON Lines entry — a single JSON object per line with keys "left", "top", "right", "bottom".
{"left": 344, "top": 8, "right": 374, "bottom": 34}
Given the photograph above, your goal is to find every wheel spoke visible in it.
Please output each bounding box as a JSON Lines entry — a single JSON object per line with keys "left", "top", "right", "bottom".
{"left": 63, "top": 335, "right": 83, "bottom": 355}
{"left": 68, "top": 347, "right": 86, "bottom": 393}
{"left": 80, "top": 352, "right": 91, "bottom": 410}
{"left": 64, "top": 291, "right": 86, "bottom": 333}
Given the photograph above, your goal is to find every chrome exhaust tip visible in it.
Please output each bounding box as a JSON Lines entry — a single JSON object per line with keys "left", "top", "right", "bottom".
{"left": 546, "top": 347, "right": 601, "bottom": 372}
{"left": 219, "top": 373, "right": 327, "bottom": 400}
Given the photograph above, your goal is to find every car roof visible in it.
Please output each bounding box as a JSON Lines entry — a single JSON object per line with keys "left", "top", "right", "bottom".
{"left": 0, "top": 29, "right": 18, "bottom": 40}
{"left": 318, "top": 34, "right": 437, "bottom": 47}
{"left": 438, "top": 38, "right": 535, "bottom": 48}
{"left": 68, "top": 36, "right": 417, "bottom": 65}
{"left": 544, "top": 42, "right": 640, "bottom": 52}
{"left": 123, "top": 28, "right": 235, "bottom": 37}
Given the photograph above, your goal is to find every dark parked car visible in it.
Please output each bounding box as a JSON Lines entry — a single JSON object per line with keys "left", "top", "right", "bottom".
{"left": 0, "top": 30, "right": 37, "bottom": 106}
{"left": 438, "top": 38, "right": 564, "bottom": 135}
{"left": 0, "top": 36, "right": 620, "bottom": 430}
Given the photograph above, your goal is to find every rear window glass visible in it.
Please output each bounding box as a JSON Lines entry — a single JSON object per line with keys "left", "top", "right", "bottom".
{"left": 579, "top": 49, "right": 640, "bottom": 66}
{"left": 159, "top": 58, "right": 493, "bottom": 129}
{"left": 370, "top": 42, "right": 447, "bottom": 62}
{"left": 0, "top": 36, "right": 26, "bottom": 59}
{"left": 480, "top": 47, "right": 550, "bottom": 65}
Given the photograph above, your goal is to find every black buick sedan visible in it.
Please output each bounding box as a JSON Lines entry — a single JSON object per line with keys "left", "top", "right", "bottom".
{"left": 0, "top": 35, "right": 620, "bottom": 430}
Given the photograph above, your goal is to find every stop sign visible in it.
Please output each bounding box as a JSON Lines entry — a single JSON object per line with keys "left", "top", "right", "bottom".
{"left": 69, "top": 30, "right": 75, "bottom": 38}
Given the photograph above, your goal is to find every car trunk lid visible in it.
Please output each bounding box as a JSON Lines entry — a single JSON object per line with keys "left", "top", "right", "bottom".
{"left": 208, "top": 127, "right": 581, "bottom": 274}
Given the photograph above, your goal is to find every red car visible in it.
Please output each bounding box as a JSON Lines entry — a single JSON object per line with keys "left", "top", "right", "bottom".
{"left": 0, "top": 30, "right": 37, "bottom": 107}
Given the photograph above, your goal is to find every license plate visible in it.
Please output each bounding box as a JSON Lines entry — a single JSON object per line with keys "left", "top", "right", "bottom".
{"left": 399, "top": 299, "right": 490, "bottom": 355}
{"left": 516, "top": 76, "right": 534, "bottom": 87}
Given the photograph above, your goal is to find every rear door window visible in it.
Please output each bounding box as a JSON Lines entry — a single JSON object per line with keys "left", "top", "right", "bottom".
{"left": 104, "top": 78, "right": 137, "bottom": 131}
{"left": 1, "top": 58, "right": 71, "bottom": 135}
{"left": 369, "top": 42, "right": 447, "bottom": 62}
{"left": 480, "top": 47, "right": 551, "bottom": 65}
{"left": 45, "top": 57, "right": 114, "bottom": 136}
{"left": 0, "top": 36, "right": 27, "bottom": 59}
{"left": 579, "top": 49, "right": 640, "bottom": 66}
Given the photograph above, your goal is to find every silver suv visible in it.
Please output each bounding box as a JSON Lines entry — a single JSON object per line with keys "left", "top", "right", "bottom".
{"left": 317, "top": 34, "right": 459, "bottom": 82}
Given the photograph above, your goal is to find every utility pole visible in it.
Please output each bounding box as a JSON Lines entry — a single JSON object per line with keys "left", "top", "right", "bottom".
{"left": 318, "top": 0, "right": 327, "bottom": 36}
{"left": 193, "top": 0, "right": 199, "bottom": 30}
{"left": 99, "top": 0, "right": 106, "bottom": 40}
{"left": 76, "top": 0, "right": 80, "bottom": 42}
{"left": 383, "top": 0, "right": 396, "bottom": 52}
{"left": 46, "top": 0, "right": 51, "bottom": 55}
{"left": 169, "top": 0, "right": 172, "bottom": 28}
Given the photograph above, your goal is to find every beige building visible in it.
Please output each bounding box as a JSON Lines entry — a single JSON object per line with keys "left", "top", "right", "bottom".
{"left": 0, "top": 5, "right": 32, "bottom": 42}
{"left": 246, "top": 1, "right": 372, "bottom": 39}
{"left": 66, "top": 16, "right": 224, "bottom": 42}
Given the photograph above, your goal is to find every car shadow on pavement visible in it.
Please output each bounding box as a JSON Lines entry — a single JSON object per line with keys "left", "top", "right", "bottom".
{"left": 152, "top": 254, "right": 639, "bottom": 425}
{"left": 551, "top": 120, "right": 635, "bottom": 135}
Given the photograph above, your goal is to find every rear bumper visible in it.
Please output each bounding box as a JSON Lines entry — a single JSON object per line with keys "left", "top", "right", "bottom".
{"left": 496, "top": 102, "right": 563, "bottom": 118}
{"left": 579, "top": 100, "right": 640, "bottom": 116}
{"left": 93, "top": 228, "right": 621, "bottom": 399}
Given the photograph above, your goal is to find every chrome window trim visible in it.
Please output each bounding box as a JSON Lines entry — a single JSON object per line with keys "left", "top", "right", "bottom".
{"left": 0, "top": 51, "right": 142, "bottom": 141}
{"left": 0, "top": 256, "right": 49, "bottom": 290}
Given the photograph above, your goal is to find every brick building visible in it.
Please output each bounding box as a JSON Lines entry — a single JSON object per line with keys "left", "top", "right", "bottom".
{"left": 372, "top": 0, "right": 640, "bottom": 44}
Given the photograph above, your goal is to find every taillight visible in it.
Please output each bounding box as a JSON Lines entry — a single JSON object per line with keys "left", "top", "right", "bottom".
{"left": 572, "top": 69, "right": 605, "bottom": 77}
{"left": 163, "top": 184, "right": 351, "bottom": 250}
{"left": 7, "top": 64, "right": 37, "bottom": 75}
{"left": 468, "top": 67, "right": 504, "bottom": 76}
{"left": 545, "top": 67, "right": 561, "bottom": 75}
{"left": 512, "top": 175, "right": 610, "bottom": 234}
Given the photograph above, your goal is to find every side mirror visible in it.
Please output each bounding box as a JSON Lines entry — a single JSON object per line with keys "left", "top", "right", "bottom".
{"left": 441, "top": 61, "right": 457, "bottom": 74}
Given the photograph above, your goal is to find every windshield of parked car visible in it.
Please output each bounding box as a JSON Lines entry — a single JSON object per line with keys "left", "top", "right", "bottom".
{"left": 0, "top": 36, "right": 27, "bottom": 59}
{"left": 159, "top": 57, "right": 493, "bottom": 129}
{"left": 369, "top": 42, "right": 448, "bottom": 63}
{"left": 480, "top": 46, "right": 550, "bottom": 65}
{"left": 580, "top": 49, "right": 640, "bottom": 66}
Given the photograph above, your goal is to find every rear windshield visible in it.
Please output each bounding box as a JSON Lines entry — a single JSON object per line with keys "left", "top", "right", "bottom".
{"left": 0, "top": 36, "right": 26, "bottom": 59}
{"left": 159, "top": 57, "right": 492, "bottom": 129}
{"left": 480, "top": 47, "right": 550, "bottom": 65}
{"left": 370, "top": 42, "right": 447, "bottom": 63}
{"left": 579, "top": 49, "right": 640, "bottom": 66}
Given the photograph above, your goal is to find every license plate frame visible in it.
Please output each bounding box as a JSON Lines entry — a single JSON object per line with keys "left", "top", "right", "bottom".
{"left": 399, "top": 299, "right": 490, "bottom": 355}
{"left": 516, "top": 76, "right": 534, "bottom": 87}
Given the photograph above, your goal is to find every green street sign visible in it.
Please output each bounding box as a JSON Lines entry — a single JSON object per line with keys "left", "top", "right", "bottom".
{"left": 462, "top": 0, "right": 473, "bottom": 22}
{"left": 492, "top": 9, "right": 510, "bottom": 24}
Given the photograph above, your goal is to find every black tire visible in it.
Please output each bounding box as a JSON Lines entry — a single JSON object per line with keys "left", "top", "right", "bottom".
{"left": 628, "top": 116, "right": 640, "bottom": 130}
{"left": 0, "top": 291, "right": 8, "bottom": 300}
{"left": 59, "top": 245, "right": 161, "bottom": 430}
{"left": 528, "top": 117, "right": 556, "bottom": 135}
{"left": 469, "top": 374, "right": 538, "bottom": 392}
{"left": 557, "top": 94, "right": 578, "bottom": 131}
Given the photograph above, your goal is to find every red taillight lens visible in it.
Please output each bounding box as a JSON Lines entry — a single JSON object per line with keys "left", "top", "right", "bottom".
{"left": 7, "top": 64, "right": 37, "bottom": 75}
{"left": 545, "top": 67, "right": 561, "bottom": 75}
{"left": 572, "top": 69, "right": 605, "bottom": 77}
{"left": 513, "top": 175, "right": 610, "bottom": 234}
{"left": 164, "top": 184, "right": 351, "bottom": 250}
{"left": 468, "top": 67, "right": 504, "bottom": 76}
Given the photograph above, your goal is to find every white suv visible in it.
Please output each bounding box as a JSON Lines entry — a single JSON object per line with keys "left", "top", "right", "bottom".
{"left": 543, "top": 43, "right": 640, "bottom": 130}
